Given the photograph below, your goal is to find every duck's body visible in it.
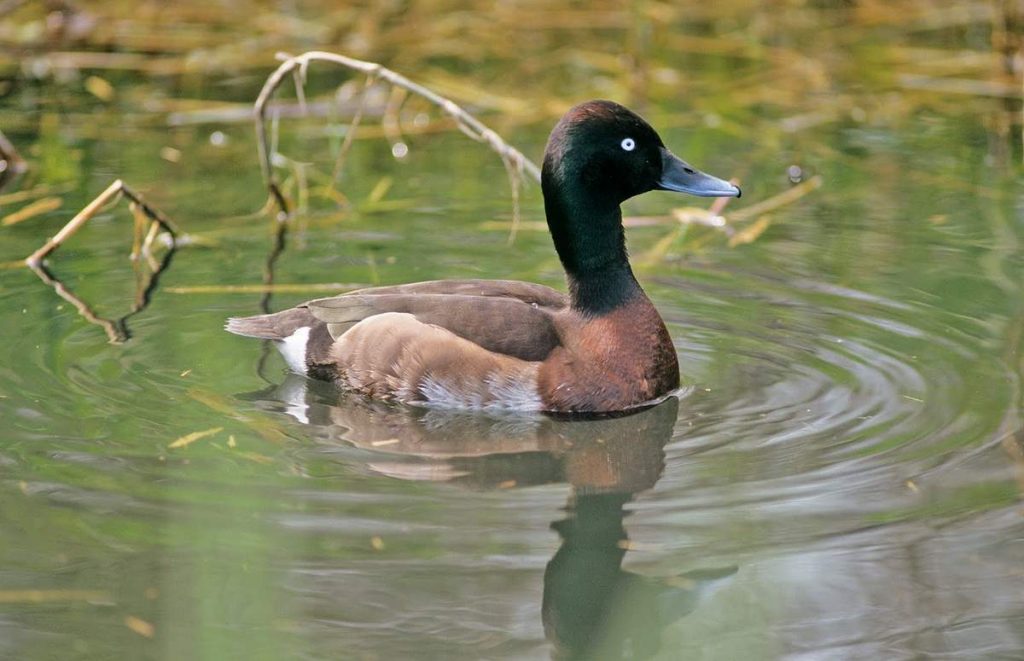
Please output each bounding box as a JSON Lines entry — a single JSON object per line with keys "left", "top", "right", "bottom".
{"left": 227, "top": 100, "right": 739, "bottom": 413}
{"left": 227, "top": 277, "right": 677, "bottom": 412}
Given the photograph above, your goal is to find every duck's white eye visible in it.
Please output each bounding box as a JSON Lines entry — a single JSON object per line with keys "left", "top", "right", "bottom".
{"left": 620, "top": 137, "right": 636, "bottom": 151}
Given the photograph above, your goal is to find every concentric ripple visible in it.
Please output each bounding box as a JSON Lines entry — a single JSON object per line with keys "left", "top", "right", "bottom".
{"left": 635, "top": 265, "right": 1017, "bottom": 530}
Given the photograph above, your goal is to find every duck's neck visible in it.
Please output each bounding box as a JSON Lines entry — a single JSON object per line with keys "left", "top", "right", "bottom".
{"left": 543, "top": 181, "right": 643, "bottom": 315}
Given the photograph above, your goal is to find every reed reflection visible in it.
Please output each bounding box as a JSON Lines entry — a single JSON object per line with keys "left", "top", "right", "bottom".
{"left": 28, "top": 244, "right": 176, "bottom": 344}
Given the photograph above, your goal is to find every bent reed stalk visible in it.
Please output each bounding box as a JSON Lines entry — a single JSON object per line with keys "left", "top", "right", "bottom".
{"left": 22, "top": 179, "right": 179, "bottom": 343}
{"left": 253, "top": 50, "right": 542, "bottom": 222}
{"left": 25, "top": 179, "right": 178, "bottom": 267}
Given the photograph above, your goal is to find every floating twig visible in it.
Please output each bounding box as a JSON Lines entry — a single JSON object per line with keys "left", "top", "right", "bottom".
{"left": 727, "top": 175, "right": 823, "bottom": 222}
{"left": 0, "top": 183, "right": 74, "bottom": 207}
{"left": 0, "top": 589, "right": 109, "bottom": 604}
{"left": 253, "top": 50, "right": 542, "bottom": 219}
{"left": 186, "top": 388, "right": 289, "bottom": 445}
{"left": 123, "top": 616, "right": 155, "bottom": 639}
{"left": 1, "top": 197, "right": 62, "bottom": 226}
{"left": 168, "top": 426, "right": 223, "bottom": 449}
{"left": 728, "top": 216, "right": 773, "bottom": 247}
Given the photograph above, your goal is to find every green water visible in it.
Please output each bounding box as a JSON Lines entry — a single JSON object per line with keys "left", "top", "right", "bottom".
{"left": 1, "top": 2, "right": 1022, "bottom": 659}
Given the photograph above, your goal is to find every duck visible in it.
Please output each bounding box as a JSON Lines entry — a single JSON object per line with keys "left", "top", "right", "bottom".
{"left": 226, "top": 100, "right": 740, "bottom": 413}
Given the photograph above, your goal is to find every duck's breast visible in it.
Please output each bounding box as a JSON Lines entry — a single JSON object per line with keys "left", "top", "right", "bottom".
{"left": 538, "top": 298, "right": 679, "bottom": 412}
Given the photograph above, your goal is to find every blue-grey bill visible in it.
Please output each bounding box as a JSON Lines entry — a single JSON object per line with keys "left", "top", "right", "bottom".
{"left": 657, "top": 148, "right": 741, "bottom": 198}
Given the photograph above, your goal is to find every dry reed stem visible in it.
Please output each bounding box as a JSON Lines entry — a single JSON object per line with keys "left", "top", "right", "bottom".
{"left": 253, "top": 50, "right": 541, "bottom": 220}
{"left": 727, "top": 175, "right": 823, "bottom": 222}
{"left": 329, "top": 74, "right": 378, "bottom": 189}
{"left": 140, "top": 219, "right": 162, "bottom": 261}
{"left": 22, "top": 181, "right": 179, "bottom": 343}
{"left": 24, "top": 179, "right": 179, "bottom": 267}
{"left": 1, "top": 197, "right": 62, "bottom": 226}
{"left": 382, "top": 85, "right": 409, "bottom": 156}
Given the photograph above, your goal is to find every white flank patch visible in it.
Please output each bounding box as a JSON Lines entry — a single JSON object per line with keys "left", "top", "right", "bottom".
{"left": 418, "top": 370, "right": 543, "bottom": 411}
{"left": 484, "top": 371, "right": 545, "bottom": 411}
{"left": 276, "top": 326, "right": 310, "bottom": 375}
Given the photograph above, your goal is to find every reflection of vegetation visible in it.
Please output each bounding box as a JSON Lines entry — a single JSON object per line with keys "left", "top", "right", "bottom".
{"left": 27, "top": 256, "right": 165, "bottom": 343}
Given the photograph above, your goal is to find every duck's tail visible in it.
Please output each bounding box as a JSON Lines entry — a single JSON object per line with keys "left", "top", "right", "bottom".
{"left": 224, "top": 307, "right": 315, "bottom": 340}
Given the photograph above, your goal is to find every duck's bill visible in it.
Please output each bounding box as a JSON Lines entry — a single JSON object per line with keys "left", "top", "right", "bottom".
{"left": 657, "top": 148, "right": 741, "bottom": 198}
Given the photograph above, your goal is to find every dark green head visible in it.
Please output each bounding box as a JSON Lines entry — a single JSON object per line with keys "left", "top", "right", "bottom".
{"left": 541, "top": 101, "right": 739, "bottom": 307}
{"left": 542, "top": 100, "right": 740, "bottom": 208}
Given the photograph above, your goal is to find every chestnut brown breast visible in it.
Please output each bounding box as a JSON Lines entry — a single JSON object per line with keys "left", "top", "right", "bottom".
{"left": 538, "top": 296, "right": 679, "bottom": 412}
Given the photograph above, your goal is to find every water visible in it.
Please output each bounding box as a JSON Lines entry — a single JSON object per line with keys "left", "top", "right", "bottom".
{"left": 1, "top": 2, "right": 1022, "bottom": 659}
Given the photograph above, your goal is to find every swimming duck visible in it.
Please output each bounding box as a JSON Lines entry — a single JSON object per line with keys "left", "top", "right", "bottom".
{"left": 226, "top": 100, "right": 740, "bottom": 413}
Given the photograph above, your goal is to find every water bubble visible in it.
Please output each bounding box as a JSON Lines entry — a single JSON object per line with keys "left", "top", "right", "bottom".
{"left": 209, "top": 131, "right": 228, "bottom": 147}
{"left": 391, "top": 142, "right": 409, "bottom": 159}
{"left": 787, "top": 164, "right": 803, "bottom": 183}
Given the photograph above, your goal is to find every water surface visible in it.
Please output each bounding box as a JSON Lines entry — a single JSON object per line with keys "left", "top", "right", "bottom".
{"left": 0, "top": 2, "right": 1022, "bottom": 659}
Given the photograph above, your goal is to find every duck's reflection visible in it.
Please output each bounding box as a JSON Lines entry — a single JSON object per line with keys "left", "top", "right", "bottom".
{"left": 546, "top": 493, "right": 736, "bottom": 660}
{"left": 248, "top": 376, "right": 736, "bottom": 659}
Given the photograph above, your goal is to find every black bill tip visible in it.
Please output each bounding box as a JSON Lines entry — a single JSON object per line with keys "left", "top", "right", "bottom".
{"left": 657, "top": 148, "right": 740, "bottom": 198}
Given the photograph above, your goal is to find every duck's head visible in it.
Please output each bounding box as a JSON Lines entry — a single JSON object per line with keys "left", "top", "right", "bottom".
{"left": 542, "top": 100, "right": 740, "bottom": 205}
{"left": 541, "top": 100, "right": 740, "bottom": 310}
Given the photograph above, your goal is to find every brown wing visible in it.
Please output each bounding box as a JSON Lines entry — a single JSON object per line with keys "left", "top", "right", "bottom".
{"left": 308, "top": 293, "right": 562, "bottom": 362}
{"left": 342, "top": 279, "right": 567, "bottom": 309}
